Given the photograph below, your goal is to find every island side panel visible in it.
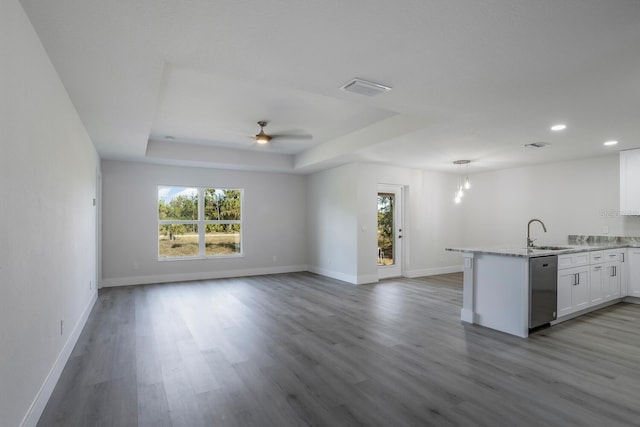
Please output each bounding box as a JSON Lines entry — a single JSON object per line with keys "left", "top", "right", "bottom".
{"left": 461, "top": 252, "right": 475, "bottom": 323}
{"left": 472, "top": 253, "right": 529, "bottom": 338}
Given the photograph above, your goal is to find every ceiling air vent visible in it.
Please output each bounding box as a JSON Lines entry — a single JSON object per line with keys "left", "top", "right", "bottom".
{"left": 340, "top": 78, "right": 392, "bottom": 96}
{"left": 523, "top": 142, "right": 550, "bottom": 148}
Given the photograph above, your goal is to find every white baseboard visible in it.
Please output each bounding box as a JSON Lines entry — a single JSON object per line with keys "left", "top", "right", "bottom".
{"left": 100, "top": 265, "right": 309, "bottom": 287}
{"left": 404, "top": 265, "right": 463, "bottom": 278}
{"left": 460, "top": 308, "right": 475, "bottom": 324}
{"left": 552, "top": 299, "right": 623, "bottom": 324}
{"left": 356, "top": 274, "right": 379, "bottom": 285}
{"left": 307, "top": 266, "right": 360, "bottom": 285}
{"left": 21, "top": 290, "right": 98, "bottom": 427}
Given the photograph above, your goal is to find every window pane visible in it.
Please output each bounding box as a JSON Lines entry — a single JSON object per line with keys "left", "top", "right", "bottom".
{"left": 204, "top": 188, "right": 241, "bottom": 221}
{"left": 205, "top": 224, "right": 241, "bottom": 255}
{"left": 159, "top": 224, "right": 199, "bottom": 257}
{"left": 158, "top": 186, "right": 198, "bottom": 220}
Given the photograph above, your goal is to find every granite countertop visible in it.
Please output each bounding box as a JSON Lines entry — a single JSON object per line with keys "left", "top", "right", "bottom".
{"left": 445, "top": 242, "right": 633, "bottom": 258}
{"left": 447, "top": 235, "right": 640, "bottom": 258}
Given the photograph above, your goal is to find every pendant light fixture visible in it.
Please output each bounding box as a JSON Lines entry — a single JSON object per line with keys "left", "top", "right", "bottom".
{"left": 453, "top": 160, "right": 471, "bottom": 204}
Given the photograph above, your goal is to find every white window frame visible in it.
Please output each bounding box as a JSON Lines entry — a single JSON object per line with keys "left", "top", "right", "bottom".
{"left": 158, "top": 186, "right": 244, "bottom": 260}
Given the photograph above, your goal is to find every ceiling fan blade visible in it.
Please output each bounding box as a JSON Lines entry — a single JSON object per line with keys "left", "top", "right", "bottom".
{"left": 270, "top": 133, "right": 313, "bottom": 141}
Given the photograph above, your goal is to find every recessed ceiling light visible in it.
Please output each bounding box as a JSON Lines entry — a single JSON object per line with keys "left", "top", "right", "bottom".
{"left": 604, "top": 140, "right": 618, "bottom": 146}
{"left": 550, "top": 124, "right": 567, "bottom": 132}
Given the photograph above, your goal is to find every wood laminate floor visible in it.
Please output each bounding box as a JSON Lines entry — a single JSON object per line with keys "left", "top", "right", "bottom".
{"left": 38, "top": 272, "right": 640, "bottom": 427}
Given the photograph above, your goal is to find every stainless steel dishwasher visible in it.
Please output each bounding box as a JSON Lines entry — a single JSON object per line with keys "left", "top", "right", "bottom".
{"left": 529, "top": 255, "right": 558, "bottom": 329}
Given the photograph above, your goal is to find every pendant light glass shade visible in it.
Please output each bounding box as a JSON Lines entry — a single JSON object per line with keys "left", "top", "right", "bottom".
{"left": 453, "top": 160, "right": 471, "bottom": 203}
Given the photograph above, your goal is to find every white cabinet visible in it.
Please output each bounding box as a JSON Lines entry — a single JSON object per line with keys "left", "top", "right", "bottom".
{"left": 628, "top": 249, "right": 640, "bottom": 298}
{"left": 603, "top": 250, "right": 623, "bottom": 301}
{"left": 620, "top": 149, "right": 640, "bottom": 215}
{"left": 589, "top": 263, "right": 604, "bottom": 305}
{"left": 621, "top": 249, "right": 628, "bottom": 296}
{"left": 557, "top": 248, "right": 634, "bottom": 320}
{"left": 557, "top": 255, "right": 590, "bottom": 317}
{"left": 590, "top": 251, "right": 604, "bottom": 264}
{"left": 603, "top": 262, "right": 621, "bottom": 300}
{"left": 558, "top": 252, "right": 589, "bottom": 269}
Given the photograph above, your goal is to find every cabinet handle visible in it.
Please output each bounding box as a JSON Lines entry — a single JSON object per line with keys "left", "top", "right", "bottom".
{"left": 594, "top": 265, "right": 602, "bottom": 270}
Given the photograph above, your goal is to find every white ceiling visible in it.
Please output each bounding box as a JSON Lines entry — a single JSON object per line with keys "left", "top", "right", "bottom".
{"left": 19, "top": 0, "right": 640, "bottom": 174}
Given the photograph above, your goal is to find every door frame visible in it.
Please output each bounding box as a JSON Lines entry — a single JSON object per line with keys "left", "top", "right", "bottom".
{"left": 377, "top": 184, "right": 404, "bottom": 279}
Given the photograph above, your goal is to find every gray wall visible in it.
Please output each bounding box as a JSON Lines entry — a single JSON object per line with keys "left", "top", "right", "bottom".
{"left": 1, "top": 0, "right": 99, "bottom": 425}
{"left": 101, "top": 160, "right": 308, "bottom": 286}
{"left": 306, "top": 163, "right": 464, "bottom": 284}
{"left": 459, "top": 154, "right": 640, "bottom": 246}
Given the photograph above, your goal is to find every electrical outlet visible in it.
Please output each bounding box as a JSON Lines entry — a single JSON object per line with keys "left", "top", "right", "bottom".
{"left": 603, "top": 225, "right": 609, "bottom": 234}
{"left": 272, "top": 255, "right": 278, "bottom": 262}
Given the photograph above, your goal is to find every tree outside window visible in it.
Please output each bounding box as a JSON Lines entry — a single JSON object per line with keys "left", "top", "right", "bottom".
{"left": 158, "top": 186, "right": 242, "bottom": 259}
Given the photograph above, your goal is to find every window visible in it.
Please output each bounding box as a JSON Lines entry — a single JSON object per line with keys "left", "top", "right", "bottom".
{"left": 158, "top": 186, "right": 242, "bottom": 259}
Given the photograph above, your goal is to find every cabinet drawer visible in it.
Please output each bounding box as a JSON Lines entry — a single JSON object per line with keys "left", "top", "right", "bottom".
{"left": 603, "top": 250, "right": 622, "bottom": 262}
{"left": 558, "top": 252, "right": 590, "bottom": 269}
{"left": 590, "top": 251, "right": 604, "bottom": 264}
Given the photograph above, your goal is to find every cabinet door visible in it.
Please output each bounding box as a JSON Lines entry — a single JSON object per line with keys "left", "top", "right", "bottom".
{"left": 605, "top": 261, "right": 621, "bottom": 300}
{"left": 558, "top": 269, "right": 575, "bottom": 317}
{"left": 621, "top": 250, "right": 628, "bottom": 296}
{"left": 573, "top": 268, "right": 590, "bottom": 311}
{"left": 628, "top": 249, "right": 640, "bottom": 298}
{"left": 589, "top": 264, "right": 604, "bottom": 305}
{"left": 620, "top": 149, "right": 640, "bottom": 215}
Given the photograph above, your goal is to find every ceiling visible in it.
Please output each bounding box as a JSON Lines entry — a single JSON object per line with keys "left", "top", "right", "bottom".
{"left": 20, "top": 0, "right": 640, "bottom": 174}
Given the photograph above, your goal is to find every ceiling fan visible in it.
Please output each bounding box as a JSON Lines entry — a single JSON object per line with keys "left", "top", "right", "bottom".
{"left": 255, "top": 121, "right": 272, "bottom": 145}
{"left": 254, "top": 121, "right": 312, "bottom": 145}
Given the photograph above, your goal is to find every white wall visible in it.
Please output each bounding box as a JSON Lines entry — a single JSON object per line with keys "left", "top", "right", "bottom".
{"left": 306, "top": 163, "right": 463, "bottom": 284}
{"left": 356, "top": 164, "right": 464, "bottom": 281}
{"left": 306, "top": 164, "right": 360, "bottom": 282}
{"left": 101, "top": 160, "right": 308, "bottom": 286}
{"left": 0, "top": 1, "right": 99, "bottom": 426}
{"left": 459, "top": 155, "right": 640, "bottom": 246}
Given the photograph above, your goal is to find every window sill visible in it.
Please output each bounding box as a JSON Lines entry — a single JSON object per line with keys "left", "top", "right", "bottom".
{"left": 158, "top": 254, "right": 244, "bottom": 262}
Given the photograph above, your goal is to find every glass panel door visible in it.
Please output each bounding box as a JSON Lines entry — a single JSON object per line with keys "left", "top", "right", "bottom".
{"left": 377, "top": 184, "right": 403, "bottom": 279}
{"left": 377, "top": 192, "right": 395, "bottom": 266}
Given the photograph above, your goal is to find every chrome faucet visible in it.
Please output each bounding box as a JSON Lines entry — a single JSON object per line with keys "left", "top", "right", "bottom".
{"left": 527, "top": 219, "right": 547, "bottom": 248}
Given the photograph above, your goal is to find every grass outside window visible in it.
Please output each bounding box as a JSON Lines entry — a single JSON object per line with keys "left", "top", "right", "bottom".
{"left": 158, "top": 186, "right": 242, "bottom": 259}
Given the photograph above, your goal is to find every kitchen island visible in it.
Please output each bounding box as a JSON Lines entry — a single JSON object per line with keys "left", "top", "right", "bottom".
{"left": 446, "top": 243, "right": 630, "bottom": 338}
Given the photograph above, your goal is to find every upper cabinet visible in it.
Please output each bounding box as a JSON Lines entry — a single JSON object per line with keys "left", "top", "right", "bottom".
{"left": 620, "top": 149, "right": 640, "bottom": 215}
